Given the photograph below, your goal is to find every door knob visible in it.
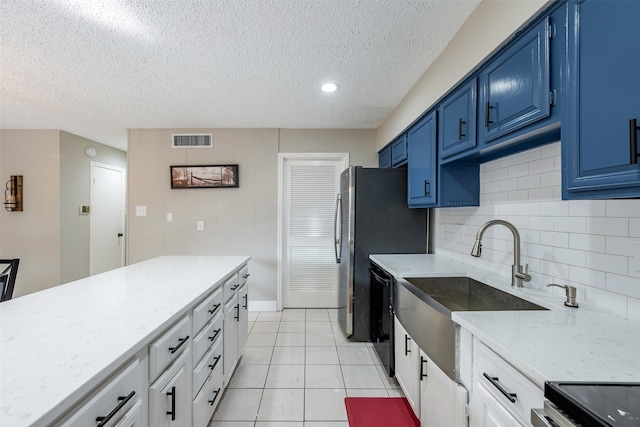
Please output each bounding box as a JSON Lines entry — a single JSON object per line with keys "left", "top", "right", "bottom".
{"left": 117, "top": 233, "right": 123, "bottom": 237}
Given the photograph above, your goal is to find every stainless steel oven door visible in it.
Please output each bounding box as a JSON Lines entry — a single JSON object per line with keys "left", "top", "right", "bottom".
{"left": 531, "top": 401, "right": 578, "bottom": 427}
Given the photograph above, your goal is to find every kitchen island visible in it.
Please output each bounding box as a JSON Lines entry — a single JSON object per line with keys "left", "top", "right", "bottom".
{"left": 0, "top": 255, "right": 250, "bottom": 427}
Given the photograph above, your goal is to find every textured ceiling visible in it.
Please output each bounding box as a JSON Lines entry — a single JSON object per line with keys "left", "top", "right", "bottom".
{"left": 1, "top": 0, "right": 481, "bottom": 150}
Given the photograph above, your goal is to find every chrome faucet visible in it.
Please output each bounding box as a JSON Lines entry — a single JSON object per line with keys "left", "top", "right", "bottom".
{"left": 471, "top": 219, "right": 532, "bottom": 287}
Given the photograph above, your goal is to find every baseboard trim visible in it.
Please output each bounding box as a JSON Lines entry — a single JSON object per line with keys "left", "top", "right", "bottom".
{"left": 248, "top": 300, "right": 277, "bottom": 312}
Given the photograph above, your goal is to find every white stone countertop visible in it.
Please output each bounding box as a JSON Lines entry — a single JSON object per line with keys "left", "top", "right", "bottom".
{"left": 370, "top": 254, "right": 640, "bottom": 387}
{"left": 0, "top": 255, "right": 250, "bottom": 427}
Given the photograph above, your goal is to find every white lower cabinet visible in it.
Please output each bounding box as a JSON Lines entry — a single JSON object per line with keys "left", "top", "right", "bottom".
{"left": 420, "top": 350, "right": 467, "bottom": 427}
{"left": 394, "top": 316, "right": 421, "bottom": 419}
{"left": 223, "top": 292, "right": 239, "bottom": 381}
{"left": 238, "top": 283, "right": 249, "bottom": 354}
{"left": 149, "top": 349, "right": 192, "bottom": 427}
{"left": 469, "top": 339, "right": 543, "bottom": 427}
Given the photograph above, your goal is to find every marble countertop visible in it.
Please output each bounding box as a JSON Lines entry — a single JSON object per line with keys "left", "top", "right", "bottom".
{"left": 370, "top": 254, "right": 640, "bottom": 387}
{"left": 0, "top": 255, "right": 250, "bottom": 427}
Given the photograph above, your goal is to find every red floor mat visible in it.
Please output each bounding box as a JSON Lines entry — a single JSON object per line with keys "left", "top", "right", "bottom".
{"left": 344, "top": 397, "right": 420, "bottom": 427}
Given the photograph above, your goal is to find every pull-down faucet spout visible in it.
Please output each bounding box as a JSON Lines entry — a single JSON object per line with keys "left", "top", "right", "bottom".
{"left": 471, "top": 219, "right": 532, "bottom": 287}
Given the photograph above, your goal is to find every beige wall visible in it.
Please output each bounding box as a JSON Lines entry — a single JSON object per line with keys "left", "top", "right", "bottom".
{"left": 0, "top": 130, "right": 61, "bottom": 296}
{"left": 60, "top": 132, "right": 127, "bottom": 284}
{"left": 377, "top": 0, "right": 549, "bottom": 149}
{"left": 0, "top": 130, "right": 126, "bottom": 297}
{"left": 127, "top": 128, "right": 376, "bottom": 304}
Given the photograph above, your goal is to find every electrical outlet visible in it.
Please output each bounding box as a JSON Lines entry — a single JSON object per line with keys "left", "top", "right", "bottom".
{"left": 197, "top": 220, "right": 204, "bottom": 231}
{"left": 136, "top": 206, "right": 147, "bottom": 216}
{"left": 634, "top": 241, "right": 640, "bottom": 273}
{"left": 167, "top": 213, "right": 173, "bottom": 222}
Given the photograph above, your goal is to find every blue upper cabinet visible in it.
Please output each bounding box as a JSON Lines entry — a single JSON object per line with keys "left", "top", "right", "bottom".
{"left": 379, "top": 145, "right": 392, "bottom": 168}
{"left": 563, "top": 0, "right": 640, "bottom": 199}
{"left": 439, "top": 78, "right": 477, "bottom": 160}
{"left": 479, "top": 17, "right": 552, "bottom": 145}
{"left": 391, "top": 134, "right": 408, "bottom": 167}
{"left": 407, "top": 112, "right": 437, "bottom": 207}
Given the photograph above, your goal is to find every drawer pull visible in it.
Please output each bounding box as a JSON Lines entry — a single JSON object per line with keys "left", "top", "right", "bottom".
{"left": 420, "top": 356, "right": 428, "bottom": 380}
{"left": 234, "top": 303, "right": 240, "bottom": 321}
{"left": 166, "top": 386, "right": 176, "bottom": 421}
{"left": 168, "top": 336, "right": 189, "bottom": 354}
{"left": 231, "top": 284, "right": 240, "bottom": 291}
{"left": 209, "top": 355, "right": 222, "bottom": 371}
{"left": 243, "top": 273, "right": 251, "bottom": 279}
{"left": 631, "top": 118, "right": 639, "bottom": 164}
{"left": 95, "top": 391, "right": 135, "bottom": 427}
{"left": 404, "top": 334, "right": 411, "bottom": 356}
{"left": 485, "top": 102, "right": 494, "bottom": 127}
{"left": 458, "top": 118, "right": 466, "bottom": 139}
{"left": 483, "top": 372, "right": 517, "bottom": 403}
{"left": 243, "top": 293, "right": 248, "bottom": 309}
{"left": 208, "top": 328, "right": 221, "bottom": 342}
{"left": 208, "top": 388, "right": 221, "bottom": 406}
{"left": 208, "top": 303, "right": 221, "bottom": 315}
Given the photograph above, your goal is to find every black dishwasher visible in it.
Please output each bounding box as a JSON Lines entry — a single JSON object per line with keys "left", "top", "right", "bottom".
{"left": 369, "top": 261, "right": 395, "bottom": 377}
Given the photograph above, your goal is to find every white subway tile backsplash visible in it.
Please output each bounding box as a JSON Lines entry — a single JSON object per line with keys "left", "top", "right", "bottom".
{"left": 606, "top": 273, "right": 640, "bottom": 299}
{"left": 586, "top": 217, "right": 629, "bottom": 237}
{"left": 434, "top": 141, "right": 640, "bottom": 317}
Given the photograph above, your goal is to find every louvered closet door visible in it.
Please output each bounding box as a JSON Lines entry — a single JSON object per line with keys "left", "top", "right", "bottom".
{"left": 283, "top": 159, "right": 343, "bottom": 308}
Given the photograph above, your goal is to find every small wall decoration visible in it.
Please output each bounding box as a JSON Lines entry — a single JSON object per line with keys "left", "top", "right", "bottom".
{"left": 170, "top": 165, "right": 239, "bottom": 189}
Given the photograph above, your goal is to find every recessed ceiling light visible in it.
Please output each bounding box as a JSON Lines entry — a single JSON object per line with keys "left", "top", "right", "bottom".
{"left": 321, "top": 83, "right": 340, "bottom": 93}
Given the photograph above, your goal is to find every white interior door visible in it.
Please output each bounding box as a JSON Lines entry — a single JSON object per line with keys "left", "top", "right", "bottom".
{"left": 90, "top": 162, "right": 126, "bottom": 275}
{"left": 279, "top": 154, "right": 348, "bottom": 309}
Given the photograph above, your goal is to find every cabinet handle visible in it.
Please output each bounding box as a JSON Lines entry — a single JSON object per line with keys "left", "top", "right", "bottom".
{"left": 95, "top": 391, "right": 135, "bottom": 427}
{"left": 243, "top": 273, "right": 251, "bottom": 279}
{"left": 483, "top": 372, "right": 517, "bottom": 403}
{"left": 208, "top": 388, "right": 222, "bottom": 406}
{"left": 631, "top": 118, "right": 639, "bottom": 164}
{"left": 168, "top": 335, "right": 189, "bottom": 354}
{"left": 234, "top": 303, "right": 240, "bottom": 321}
{"left": 166, "top": 386, "right": 177, "bottom": 421}
{"left": 458, "top": 118, "right": 466, "bottom": 139}
{"left": 404, "top": 334, "right": 411, "bottom": 355}
{"left": 209, "top": 354, "right": 222, "bottom": 370}
{"left": 231, "top": 284, "right": 240, "bottom": 291}
{"left": 208, "top": 303, "right": 221, "bottom": 315}
{"left": 485, "top": 102, "right": 494, "bottom": 127}
{"left": 423, "top": 180, "right": 430, "bottom": 196}
{"left": 243, "top": 293, "right": 248, "bottom": 309}
{"left": 209, "top": 328, "right": 221, "bottom": 342}
{"left": 420, "top": 356, "right": 428, "bottom": 381}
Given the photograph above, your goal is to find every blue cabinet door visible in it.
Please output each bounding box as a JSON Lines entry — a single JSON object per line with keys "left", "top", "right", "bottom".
{"left": 379, "top": 146, "right": 392, "bottom": 168}
{"left": 439, "top": 78, "right": 477, "bottom": 160}
{"left": 479, "top": 17, "right": 551, "bottom": 144}
{"left": 408, "top": 112, "right": 437, "bottom": 207}
{"left": 391, "top": 135, "right": 408, "bottom": 166}
{"left": 563, "top": 0, "right": 640, "bottom": 199}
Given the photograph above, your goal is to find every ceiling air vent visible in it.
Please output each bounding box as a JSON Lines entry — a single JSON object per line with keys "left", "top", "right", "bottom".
{"left": 172, "top": 133, "right": 213, "bottom": 148}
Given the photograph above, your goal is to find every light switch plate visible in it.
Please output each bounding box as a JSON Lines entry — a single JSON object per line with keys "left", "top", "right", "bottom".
{"left": 197, "top": 220, "right": 204, "bottom": 231}
{"left": 136, "top": 206, "right": 147, "bottom": 216}
{"left": 167, "top": 213, "right": 173, "bottom": 222}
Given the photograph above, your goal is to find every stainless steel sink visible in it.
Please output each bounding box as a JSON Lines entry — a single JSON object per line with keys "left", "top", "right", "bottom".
{"left": 404, "top": 276, "right": 547, "bottom": 314}
{"left": 394, "top": 276, "right": 547, "bottom": 382}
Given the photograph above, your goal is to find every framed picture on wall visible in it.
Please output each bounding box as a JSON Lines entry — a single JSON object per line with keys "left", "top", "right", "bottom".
{"left": 170, "top": 165, "right": 239, "bottom": 189}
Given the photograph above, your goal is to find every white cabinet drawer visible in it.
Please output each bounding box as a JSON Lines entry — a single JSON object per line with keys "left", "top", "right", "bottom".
{"left": 473, "top": 339, "right": 543, "bottom": 424}
{"left": 193, "top": 337, "right": 223, "bottom": 397}
{"left": 223, "top": 273, "right": 239, "bottom": 303}
{"left": 192, "top": 312, "right": 223, "bottom": 366}
{"left": 192, "top": 350, "right": 224, "bottom": 427}
{"left": 55, "top": 358, "right": 143, "bottom": 427}
{"left": 238, "top": 264, "right": 250, "bottom": 287}
{"left": 193, "top": 287, "right": 223, "bottom": 335}
{"left": 149, "top": 315, "right": 191, "bottom": 382}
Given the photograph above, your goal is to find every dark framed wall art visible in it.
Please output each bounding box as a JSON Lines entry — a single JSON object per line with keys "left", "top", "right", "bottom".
{"left": 170, "top": 165, "right": 239, "bottom": 189}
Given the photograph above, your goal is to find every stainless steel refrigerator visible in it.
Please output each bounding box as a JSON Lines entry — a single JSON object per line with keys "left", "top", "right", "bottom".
{"left": 335, "top": 166, "right": 428, "bottom": 341}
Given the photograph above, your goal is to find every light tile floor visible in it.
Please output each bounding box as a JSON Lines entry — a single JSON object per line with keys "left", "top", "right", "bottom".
{"left": 209, "top": 308, "right": 403, "bottom": 427}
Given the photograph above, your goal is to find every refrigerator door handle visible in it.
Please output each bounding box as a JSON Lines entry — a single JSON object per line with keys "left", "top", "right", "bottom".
{"left": 334, "top": 193, "right": 342, "bottom": 263}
